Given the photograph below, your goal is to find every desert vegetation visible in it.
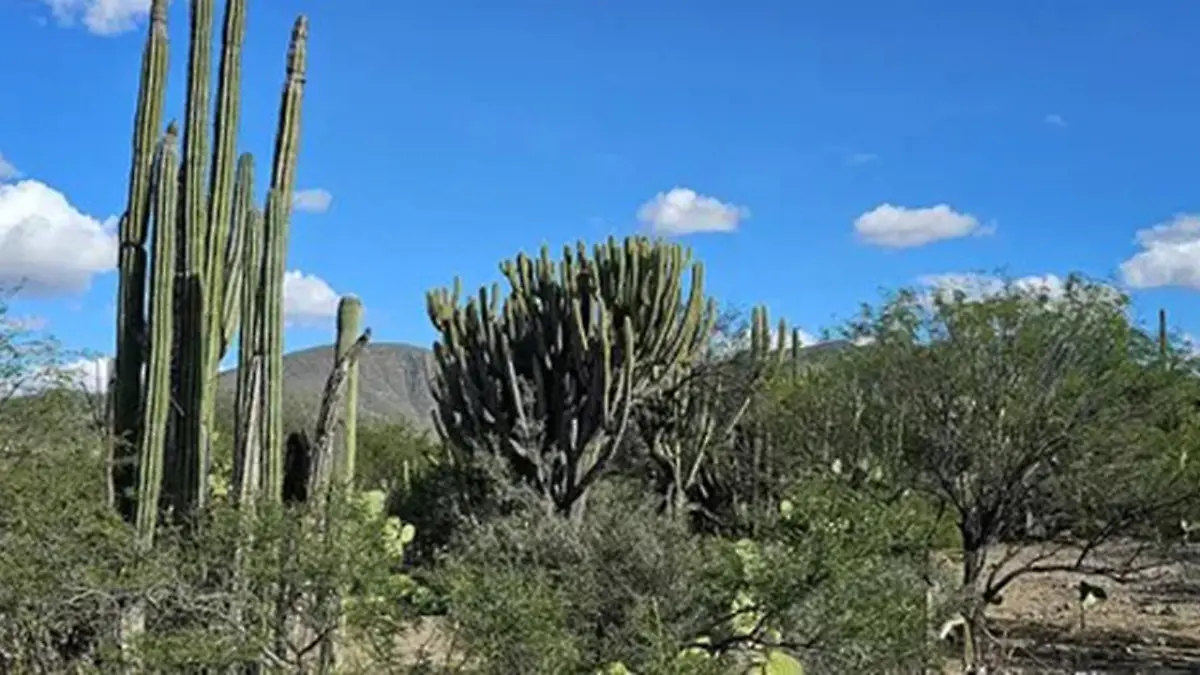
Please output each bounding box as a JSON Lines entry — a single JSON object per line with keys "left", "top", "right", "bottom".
{"left": 2, "top": 1, "right": 1199, "bottom": 674}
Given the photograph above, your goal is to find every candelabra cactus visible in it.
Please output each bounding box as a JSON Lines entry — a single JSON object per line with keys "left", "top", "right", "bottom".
{"left": 109, "top": 0, "right": 307, "bottom": 538}
{"left": 427, "top": 236, "right": 717, "bottom": 520}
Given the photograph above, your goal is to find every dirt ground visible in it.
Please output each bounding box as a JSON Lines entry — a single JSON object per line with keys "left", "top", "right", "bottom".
{"left": 937, "top": 542, "right": 1200, "bottom": 674}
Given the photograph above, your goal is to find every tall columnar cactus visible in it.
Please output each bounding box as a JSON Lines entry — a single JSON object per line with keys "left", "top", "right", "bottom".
{"left": 231, "top": 157, "right": 263, "bottom": 507}
{"left": 111, "top": 0, "right": 168, "bottom": 526}
{"left": 110, "top": 0, "right": 308, "bottom": 531}
{"left": 427, "top": 235, "right": 717, "bottom": 520}
{"left": 335, "top": 295, "right": 364, "bottom": 485}
{"left": 134, "top": 123, "right": 180, "bottom": 547}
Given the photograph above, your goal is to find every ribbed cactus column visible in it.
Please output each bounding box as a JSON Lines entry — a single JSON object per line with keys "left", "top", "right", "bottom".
{"left": 110, "top": 0, "right": 309, "bottom": 525}
{"left": 231, "top": 156, "right": 263, "bottom": 506}
{"left": 334, "top": 295, "right": 363, "bottom": 485}
{"left": 260, "top": 17, "right": 309, "bottom": 504}
{"left": 163, "top": 0, "right": 214, "bottom": 521}
{"left": 111, "top": 0, "right": 168, "bottom": 524}
{"left": 135, "top": 123, "right": 180, "bottom": 546}
{"left": 200, "top": 0, "right": 248, "bottom": 489}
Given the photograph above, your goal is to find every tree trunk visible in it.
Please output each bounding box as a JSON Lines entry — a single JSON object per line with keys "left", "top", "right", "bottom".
{"left": 959, "top": 536, "right": 989, "bottom": 672}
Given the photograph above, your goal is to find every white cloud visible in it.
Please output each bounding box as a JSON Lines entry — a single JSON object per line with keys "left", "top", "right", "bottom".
{"left": 0, "top": 180, "right": 118, "bottom": 296}
{"left": 918, "top": 272, "right": 1069, "bottom": 301}
{"left": 283, "top": 270, "right": 339, "bottom": 325}
{"left": 1119, "top": 213, "right": 1200, "bottom": 289}
{"left": 637, "top": 187, "right": 748, "bottom": 235}
{"left": 855, "top": 203, "right": 991, "bottom": 248}
{"left": 1044, "top": 114, "right": 1068, "bottom": 128}
{"left": 5, "top": 355, "right": 111, "bottom": 397}
{"left": 293, "top": 188, "right": 333, "bottom": 214}
{"left": 40, "top": 0, "right": 154, "bottom": 36}
{"left": 0, "top": 153, "right": 19, "bottom": 181}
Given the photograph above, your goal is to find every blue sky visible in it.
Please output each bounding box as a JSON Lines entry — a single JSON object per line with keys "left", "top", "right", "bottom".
{"left": 4, "top": 0, "right": 1200, "bottom": 382}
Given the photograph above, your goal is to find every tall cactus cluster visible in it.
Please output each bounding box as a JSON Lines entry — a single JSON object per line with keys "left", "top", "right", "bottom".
{"left": 636, "top": 305, "right": 795, "bottom": 518}
{"left": 107, "top": 0, "right": 325, "bottom": 542}
{"left": 427, "top": 236, "right": 717, "bottom": 520}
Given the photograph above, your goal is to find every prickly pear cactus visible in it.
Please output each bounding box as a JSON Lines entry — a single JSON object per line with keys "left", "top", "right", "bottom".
{"left": 359, "top": 488, "right": 415, "bottom": 562}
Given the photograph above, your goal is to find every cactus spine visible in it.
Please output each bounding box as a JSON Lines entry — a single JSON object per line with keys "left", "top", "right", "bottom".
{"left": 110, "top": 0, "right": 307, "bottom": 531}
{"left": 335, "top": 295, "right": 364, "bottom": 485}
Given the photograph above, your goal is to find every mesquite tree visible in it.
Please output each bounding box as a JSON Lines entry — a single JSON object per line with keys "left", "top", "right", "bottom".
{"left": 785, "top": 275, "right": 1198, "bottom": 669}
{"left": 427, "top": 237, "right": 716, "bottom": 521}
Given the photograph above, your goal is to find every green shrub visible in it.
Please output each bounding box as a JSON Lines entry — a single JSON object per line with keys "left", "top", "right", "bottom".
{"left": 0, "top": 442, "right": 428, "bottom": 672}
{"left": 432, "top": 481, "right": 740, "bottom": 674}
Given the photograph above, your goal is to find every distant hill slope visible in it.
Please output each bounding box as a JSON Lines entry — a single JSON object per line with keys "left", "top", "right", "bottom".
{"left": 214, "top": 338, "right": 855, "bottom": 432}
{"left": 216, "top": 342, "right": 439, "bottom": 430}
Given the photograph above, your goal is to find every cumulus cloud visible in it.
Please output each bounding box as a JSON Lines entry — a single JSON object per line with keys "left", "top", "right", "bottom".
{"left": 40, "top": 0, "right": 154, "bottom": 36}
{"left": 293, "top": 188, "right": 333, "bottom": 214}
{"left": 4, "top": 355, "right": 111, "bottom": 397}
{"left": 0, "top": 180, "right": 118, "bottom": 296}
{"left": 1119, "top": 214, "right": 1200, "bottom": 290}
{"left": 0, "top": 153, "right": 19, "bottom": 181}
{"left": 637, "top": 187, "right": 748, "bottom": 235}
{"left": 918, "top": 272, "right": 1068, "bottom": 301}
{"left": 854, "top": 203, "right": 991, "bottom": 248}
{"left": 283, "top": 270, "right": 340, "bottom": 325}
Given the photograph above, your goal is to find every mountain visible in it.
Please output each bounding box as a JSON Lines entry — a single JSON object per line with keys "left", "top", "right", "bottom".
{"left": 214, "top": 338, "right": 856, "bottom": 432}
{"left": 216, "top": 342, "right": 439, "bottom": 430}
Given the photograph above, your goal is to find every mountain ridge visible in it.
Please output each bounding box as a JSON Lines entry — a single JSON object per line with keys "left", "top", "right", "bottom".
{"left": 216, "top": 341, "right": 439, "bottom": 429}
{"left": 214, "top": 339, "right": 855, "bottom": 431}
